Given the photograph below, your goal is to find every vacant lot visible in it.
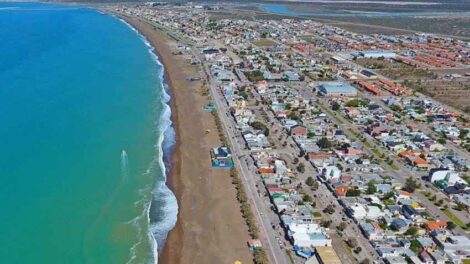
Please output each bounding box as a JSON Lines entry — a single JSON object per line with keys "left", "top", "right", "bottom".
{"left": 252, "top": 38, "right": 276, "bottom": 47}
{"left": 380, "top": 68, "right": 437, "bottom": 80}
{"left": 356, "top": 58, "right": 413, "bottom": 71}
{"left": 406, "top": 79, "right": 470, "bottom": 112}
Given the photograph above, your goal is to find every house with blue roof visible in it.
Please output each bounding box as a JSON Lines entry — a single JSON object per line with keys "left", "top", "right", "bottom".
{"left": 210, "top": 146, "right": 234, "bottom": 168}
{"left": 319, "top": 82, "right": 358, "bottom": 97}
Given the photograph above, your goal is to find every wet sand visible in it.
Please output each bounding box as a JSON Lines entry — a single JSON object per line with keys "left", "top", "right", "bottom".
{"left": 121, "top": 16, "right": 253, "bottom": 264}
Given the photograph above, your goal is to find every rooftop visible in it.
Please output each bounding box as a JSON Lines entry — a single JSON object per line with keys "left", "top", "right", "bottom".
{"left": 315, "top": 246, "right": 342, "bottom": 264}
{"left": 319, "top": 82, "right": 358, "bottom": 95}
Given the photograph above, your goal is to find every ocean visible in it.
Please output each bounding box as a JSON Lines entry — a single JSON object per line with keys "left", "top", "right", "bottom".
{"left": 0, "top": 2, "right": 176, "bottom": 263}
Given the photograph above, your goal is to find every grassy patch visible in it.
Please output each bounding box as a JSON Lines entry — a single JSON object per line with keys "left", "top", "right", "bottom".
{"left": 390, "top": 163, "right": 399, "bottom": 171}
{"left": 320, "top": 105, "right": 345, "bottom": 124}
{"left": 444, "top": 209, "right": 466, "bottom": 228}
{"left": 313, "top": 211, "right": 322, "bottom": 218}
{"left": 363, "top": 140, "right": 372, "bottom": 148}
{"left": 286, "top": 250, "right": 295, "bottom": 264}
{"left": 419, "top": 190, "right": 428, "bottom": 196}
{"left": 252, "top": 38, "right": 276, "bottom": 47}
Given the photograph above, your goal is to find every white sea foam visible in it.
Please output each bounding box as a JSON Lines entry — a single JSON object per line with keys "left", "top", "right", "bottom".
{"left": 118, "top": 17, "right": 178, "bottom": 264}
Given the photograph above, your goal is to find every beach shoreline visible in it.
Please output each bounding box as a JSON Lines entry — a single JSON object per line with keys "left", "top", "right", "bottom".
{"left": 116, "top": 15, "right": 254, "bottom": 264}
{"left": 117, "top": 15, "right": 184, "bottom": 262}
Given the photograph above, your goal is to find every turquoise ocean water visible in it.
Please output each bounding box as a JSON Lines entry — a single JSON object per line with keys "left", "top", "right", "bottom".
{"left": 0, "top": 2, "right": 176, "bottom": 263}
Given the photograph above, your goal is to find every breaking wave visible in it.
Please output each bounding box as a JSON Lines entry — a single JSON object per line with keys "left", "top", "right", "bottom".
{"left": 118, "top": 17, "right": 178, "bottom": 264}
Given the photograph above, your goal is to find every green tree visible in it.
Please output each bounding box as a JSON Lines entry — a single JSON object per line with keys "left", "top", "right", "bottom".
{"left": 303, "top": 194, "right": 312, "bottom": 203}
{"left": 321, "top": 219, "right": 332, "bottom": 228}
{"left": 404, "top": 226, "right": 419, "bottom": 237}
{"left": 331, "top": 101, "right": 340, "bottom": 111}
{"left": 404, "top": 176, "right": 419, "bottom": 193}
{"left": 287, "top": 112, "right": 298, "bottom": 120}
{"left": 317, "top": 137, "right": 332, "bottom": 149}
{"left": 347, "top": 237, "right": 358, "bottom": 248}
{"left": 409, "top": 239, "right": 421, "bottom": 254}
{"left": 338, "top": 221, "right": 347, "bottom": 231}
{"left": 366, "top": 180, "right": 377, "bottom": 194}
{"left": 455, "top": 202, "right": 466, "bottom": 211}
{"left": 382, "top": 191, "right": 395, "bottom": 200}
{"left": 346, "top": 189, "right": 361, "bottom": 197}
{"left": 306, "top": 176, "right": 315, "bottom": 187}
{"left": 250, "top": 121, "right": 269, "bottom": 136}
{"left": 459, "top": 129, "right": 469, "bottom": 140}
{"left": 325, "top": 205, "right": 335, "bottom": 214}
{"left": 354, "top": 247, "right": 362, "bottom": 254}
{"left": 390, "top": 104, "right": 402, "bottom": 112}
{"left": 253, "top": 248, "right": 269, "bottom": 264}
{"left": 447, "top": 222, "right": 457, "bottom": 230}
{"left": 312, "top": 180, "right": 320, "bottom": 191}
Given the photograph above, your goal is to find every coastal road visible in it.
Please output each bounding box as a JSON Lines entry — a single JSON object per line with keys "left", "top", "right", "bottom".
{"left": 186, "top": 43, "right": 292, "bottom": 263}
{"left": 208, "top": 77, "right": 291, "bottom": 264}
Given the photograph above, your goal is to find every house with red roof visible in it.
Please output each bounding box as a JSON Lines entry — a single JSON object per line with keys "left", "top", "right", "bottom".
{"left": 335, "top": 186, "right": 355, "bottom": 197}
{"left": 259, "top": 167, "right": 275, "bottom": 174}
{"left": 290, "top": 125, "right": 308, "bottom": 139}
{"left": 426, "top": 220, "right": 447, "bottom": 232}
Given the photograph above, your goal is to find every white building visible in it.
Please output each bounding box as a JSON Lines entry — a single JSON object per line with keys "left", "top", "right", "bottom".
{"left": 287, "top": 223, "right": 331, "bottom": 248}
{"left": 348, "top": 203, "right": 367, "bottom": 219}
{"left": 430, "top": 170, "right": 463, "bottom": 186}
{"left": 322, "top": 166, "right": 341, "bottom": 181}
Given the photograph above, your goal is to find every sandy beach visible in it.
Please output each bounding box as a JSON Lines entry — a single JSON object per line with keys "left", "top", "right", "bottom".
{"left": 121, "top": 17, "right": 254, "bottom": 264}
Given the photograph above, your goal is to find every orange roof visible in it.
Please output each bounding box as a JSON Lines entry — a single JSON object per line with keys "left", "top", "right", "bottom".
{"left": 308, "top": 152, "right": 330, "bottom": 160}
{"left": 398, "top": 151, "right": 414, "bottom": 158}
{"left": 259, "top": 167, "right": 275, "bottom": 174}
{"left": 414, "top": 157, "right": 428, "bottom": 165}
{"left": 427, "top": 220, "right": 447, "bottom": 231}
{"left": 346, "top": 148, "right": 362, "bottom": 155}
{"left": 342, "top": 71, "right": 353, "bottom": 78}
{"left": 335, "top": 186, "right": 354, "bottom": 197}
{"left": 399, "top": 190, "right": 412, "bottom": 197}
{"left": 371, "top": 221, "right": 383, "bottom": 231}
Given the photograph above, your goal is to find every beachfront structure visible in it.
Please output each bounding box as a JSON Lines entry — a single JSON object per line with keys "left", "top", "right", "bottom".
{"left": 319, "top": 82, "right": 357, "bottom": 97}
{"left": 359, "top": 50, "right": 396, "bottom": 59}
{"left": 210, "top": 146, "right": 234, "bottom": 168}
{"left": 203, "top": 103, "right": 216, "bottom": 112}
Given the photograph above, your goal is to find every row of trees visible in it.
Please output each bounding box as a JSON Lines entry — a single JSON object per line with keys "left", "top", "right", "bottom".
{"left": 211, "top": 110, "right": 228, "bottom": 146}
{"left": 229, "top": 168, "right": 268, "bottom": 264}
{"left": 230, "top": 168, "right": 259, "bottom": 238}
